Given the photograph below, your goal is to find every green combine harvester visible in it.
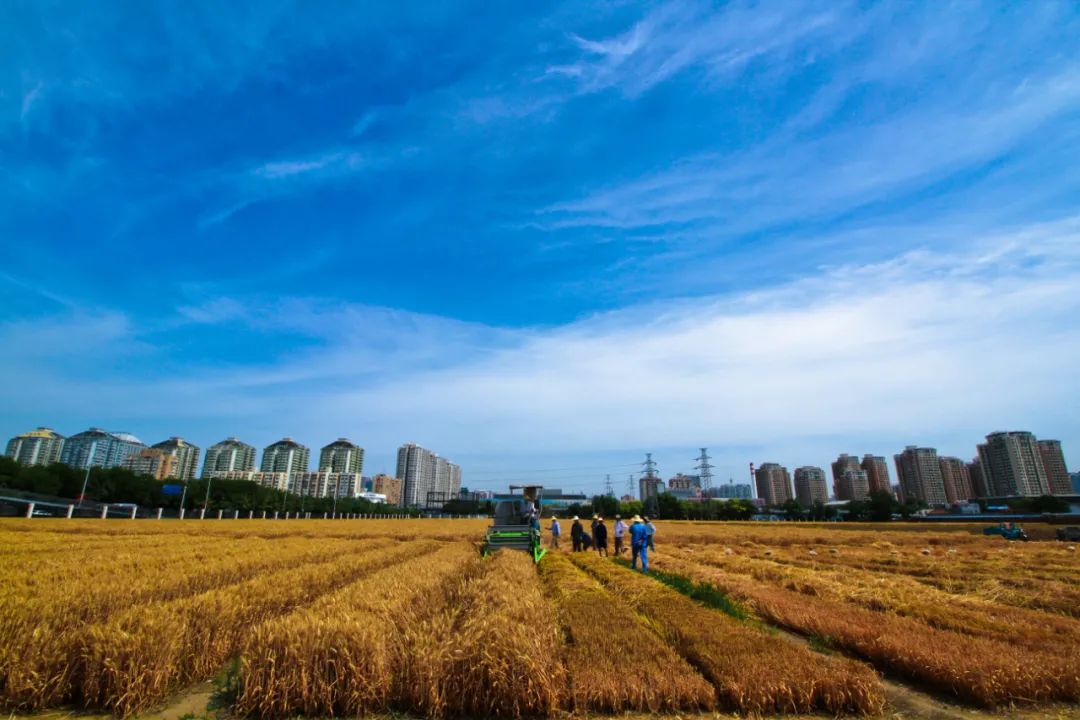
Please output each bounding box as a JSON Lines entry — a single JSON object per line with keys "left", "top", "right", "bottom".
{"left": 482, "top": 485, "right": 547, "bottom": 563}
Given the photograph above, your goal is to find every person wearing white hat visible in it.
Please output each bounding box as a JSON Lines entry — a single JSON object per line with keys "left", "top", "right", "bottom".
{"left": 630, "top": 515, "right": 649, "bottom": 573}
{"left": 613, "top": 514, "right": 627, "bottom": 556}
{"left": 570, "top": 516, "right": 584, "bottom": 552}
{"left": 548, "top": 515, "right": 561, "bottom": 549}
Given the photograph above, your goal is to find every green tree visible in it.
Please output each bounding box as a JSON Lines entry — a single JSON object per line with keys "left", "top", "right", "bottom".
{"left": 655, "top": 492, "right": 684, "bottom": 520}
{"left": 782, "top": 498, "right": 805, "bottom": 519}
{"left": 866, "top": 490, "right": 899, "bottom": 522}
{"left": 591, "top": 494, "right": 619, "bottom": 518}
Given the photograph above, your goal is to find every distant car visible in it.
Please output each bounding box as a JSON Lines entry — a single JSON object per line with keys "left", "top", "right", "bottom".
{"left": 31, "top": 510, "right": 50, "bottom": 517}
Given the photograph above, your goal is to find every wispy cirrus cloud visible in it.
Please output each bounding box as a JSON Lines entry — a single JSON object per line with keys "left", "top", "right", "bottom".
{"left": 546, "top": 0, "right": 854, "bottom": 97}
{"left": 541, "top": 69, "right": 1080, "bottom": 235}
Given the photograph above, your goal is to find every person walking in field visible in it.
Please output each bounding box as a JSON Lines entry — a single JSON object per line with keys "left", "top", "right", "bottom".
{"left": 549, "top": 516, "right": 561, "bottom": 549}
{"left": 614, "top": 515, "right": 627, "bottom": 556}
{"left": 644, "top": 516, "right": 656, "bottom": 551}
{"left": 594, "top": 516, "right": 609, "bottom": 557}
{"left": 570, "top": 516, "right": 583, "bottom": 552}
{"left": 630, "top": 515, "right": 649, "bottom": 573}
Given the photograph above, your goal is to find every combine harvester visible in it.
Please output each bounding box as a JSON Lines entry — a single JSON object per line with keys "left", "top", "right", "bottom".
{"left": 983, "top": 521, "right": 1029, "bottom": 541}
{"left": 482, "top": 485, "right": 547, "bottom": 563}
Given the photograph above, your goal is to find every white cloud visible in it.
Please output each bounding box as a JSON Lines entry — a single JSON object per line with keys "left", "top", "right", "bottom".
{"left": 540, "top": 67, "right": 1080, "bottom": 237}
{"left": 2, "top": 217, "right": 1078, "bottom": 485}
{"left": 549, "top": 1, "right": 853, "bottom": 98}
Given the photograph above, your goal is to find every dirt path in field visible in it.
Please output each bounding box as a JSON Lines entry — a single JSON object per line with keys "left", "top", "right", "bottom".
{"left": 140, "top": 680, "right": 218, "bottom": 719}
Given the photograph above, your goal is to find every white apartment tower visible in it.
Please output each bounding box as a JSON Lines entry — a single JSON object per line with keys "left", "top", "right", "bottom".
{"left": 319, "top": 438, "right": 364, "bottom": 474}
{"left": 202, "top": 438, "right": 257, "bottom": 477}
{"left": 261, "top": 438, "right": 310, "bottom": 475}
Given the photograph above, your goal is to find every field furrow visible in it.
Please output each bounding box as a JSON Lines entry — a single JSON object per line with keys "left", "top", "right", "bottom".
{"left": 400, "top": 550, "right": 565, "bottom": 719}
{"left": 653, "top": 549, "right": 1080, "bottom": 707}
{"left": 569, "top": 552, "right": 885, "bottom": 715}
{"left": 538, "top": 551, "right": 714, "bottom": 713}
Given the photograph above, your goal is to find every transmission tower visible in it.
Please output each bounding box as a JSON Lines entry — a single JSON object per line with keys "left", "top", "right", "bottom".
{"left": 604, "top": 474, "right": 614, "bottom": 497}
{"left": 642, "top": 452, "right": 658, "bottom": 478}
{"left": 641, "top": 453, "right": 660, "bottom": 515}
{"left": 694, "top": 448, "right": 715, "bottom": 492}
{"left": 626, "top": 474, "right": 636, "bottom": 499}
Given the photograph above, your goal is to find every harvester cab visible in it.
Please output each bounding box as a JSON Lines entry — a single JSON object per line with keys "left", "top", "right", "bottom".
{"left": 482, "top": 485, "right": 546, "bottom": 563}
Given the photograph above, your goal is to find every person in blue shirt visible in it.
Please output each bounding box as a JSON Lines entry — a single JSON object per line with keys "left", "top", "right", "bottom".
{"left": 549, "top": 516, "right": 561, "bottom": 549}
{"left": 629, "top": 515, "right": 649, "bottom": 573}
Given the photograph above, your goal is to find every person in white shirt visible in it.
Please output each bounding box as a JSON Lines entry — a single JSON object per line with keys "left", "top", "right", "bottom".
{"left": 613, "top": 515, "right": 628, "bottom": 556}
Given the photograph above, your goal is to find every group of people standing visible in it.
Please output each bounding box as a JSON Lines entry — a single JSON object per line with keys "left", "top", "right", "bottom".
{"left": 547, "top": 514, "right": 655, "bottom": 573}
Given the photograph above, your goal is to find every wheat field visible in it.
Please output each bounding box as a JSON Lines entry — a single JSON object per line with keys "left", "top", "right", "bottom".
{"left": 1, "top": 519, "right": 1078, "bottom": 718}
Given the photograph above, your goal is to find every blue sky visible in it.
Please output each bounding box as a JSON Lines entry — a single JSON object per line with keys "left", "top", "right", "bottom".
{"left": 2, "top": 1, "right": 1079, "bottom": 492}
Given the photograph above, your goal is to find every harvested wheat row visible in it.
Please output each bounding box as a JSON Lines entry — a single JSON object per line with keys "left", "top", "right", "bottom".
{"left": 538, "top": 551, "right": 714, "bottom": 713}
{"left": 235, "top": 542, "right": 478, "bottom": 718}
{"left": 656, "top": 550, "right": 1080, "bottom": 707}
{"left": 570, "top": 553, "right": 885, "bottom": 716}
{"left": 400, "top": 551, "right": 566, "bottom": 719}
{"left": 80, "top": 540, "right": 436, "bottom": 717}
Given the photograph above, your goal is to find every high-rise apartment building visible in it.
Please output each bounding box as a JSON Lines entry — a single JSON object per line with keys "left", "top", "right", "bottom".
{"left": 830, "top": 454, "right": 860, "bottom": 498}
{"left": 639, "top": 475, "right": 663, "bottom": 503}
{"left": 667, "top": 474, "right": 701, "bottom": 491}
{"left": 447, "top": 462, "right": 462, "bottom": 498}
{"left": 432, "top": 456, "right": 450, "bottom": 503}
{"left": 260, "top": 438, "right": 310, "bottom": 475}
{"left": 318, "top": 438, "right": 365, "bottom": 474}
{"left": 60, "top": 428, "right": 145, "bottom": 469}
{"left": 708, "top": 482, "right": 752, "bottom": 499}
{"left": 836, "top": 468, "right": 870, "bottom": 502}
{"left": 978, "top": 432, "right": 1049, "bottom": 497}
{"left": 755, "top": 463, "right": 793, "bottom": 506}
{"left": 893, "top": 446, "right": 947, "bottom": 506}
{"left": 372, "top": 474, "right": 403, "bottom": 506}
{"left": 396, "top": 443, "right": 461, "bottom": 508}
{"left": 967, "top": 458, "right": 989, "bottom": 497}
{"left": 202, "top": 438, "right": 257, "bottom": 476}
{"left": 793, "top": 466, "right": 828, "bottom": 507}
{"left": 1037, "top": 440, "right": 1072, "bottom": 495}
{"left": 150, "top": 437, "right": 200, "bottom": 481}
{"left": 861, "top": 454, "right": 893, "bottom": 496}
{"left": 120, "top": 448, "right": 176, "bottom": 480}
{"left": 938, "top": 456, "right": 974, "bottom": 504}
{"left": 5, "top": 427, "right": 65, "bottom": 466}
{"left": 397, "top": 443, "right": 435, "bottom": 507}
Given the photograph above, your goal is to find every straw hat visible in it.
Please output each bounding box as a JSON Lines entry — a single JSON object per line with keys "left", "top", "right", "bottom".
{"left": 632, "top": 515, "right": 643, "bottom": 522}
